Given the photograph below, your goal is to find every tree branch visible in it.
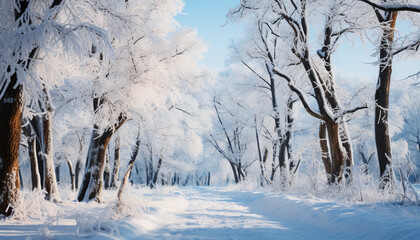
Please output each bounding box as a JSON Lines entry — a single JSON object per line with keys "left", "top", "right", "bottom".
{"left": 392, "top": 39, "right": 420, "bottom": 56}
{"left": 359, "top": 0, "right": 420, "bottom": 13}
{"left": 271, "top": 68, "right": 324, "bottom": 120}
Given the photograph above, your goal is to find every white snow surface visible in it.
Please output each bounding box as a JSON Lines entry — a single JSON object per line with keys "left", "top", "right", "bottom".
{"left": 1, "top": 186, "right": 420, "bottom": 240}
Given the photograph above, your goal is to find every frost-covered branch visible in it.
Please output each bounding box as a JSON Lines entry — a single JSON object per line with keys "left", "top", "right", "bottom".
{"left": 359, "top": 0, "right": 420, "bottom": 13}
{"left": 271, "top": 67, "right": 324, "bottom": 120}
{"left": 392, "top": 39, "right": 420, "bottom": 56}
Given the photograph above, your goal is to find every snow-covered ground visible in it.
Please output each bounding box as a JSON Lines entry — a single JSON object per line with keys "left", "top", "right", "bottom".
{"left": 1, "top": 186, "right": 420, "bottom": 240}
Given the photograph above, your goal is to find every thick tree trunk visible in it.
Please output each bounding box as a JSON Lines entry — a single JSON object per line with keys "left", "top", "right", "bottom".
{"left": 301, "top": 59, "right": 348, "bottom": 184}
{"left": 77, "top": 127, "right": 114, "bottom": 202}
{"left": 77, "top": 94, "right": 126, "bottom": 202}
{"left": 375, "top": 12, "right": 398, "bottom": 188}
{"left": 0, "top": 80, "right": 23, "bottom": 216}
{"left": 326, "top": 122, "right": 346, "bottom": 183}
{"left": 322, "top": 87, "right": 354, "bottom": 182}
{"left": 319, "top": 20, "right": 354, "bottom": 182}
{"left": 110, "top": 135, "right": 120, "bottom": 188}
{"left": 319, "top": 121, "right": 332, "bottom": 182}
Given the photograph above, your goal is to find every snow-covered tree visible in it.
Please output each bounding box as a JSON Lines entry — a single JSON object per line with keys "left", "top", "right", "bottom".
{"left": 0, "top": 0, "right": 108, "bottom": 215}
{"left": 359, "top": 0, "right": 420, "bottom": 187}
{"left": 73, "top": 0, "right": 207, "bottom": 202}
{"left": 229, "top": 0, "right": 370, "bottom": 184}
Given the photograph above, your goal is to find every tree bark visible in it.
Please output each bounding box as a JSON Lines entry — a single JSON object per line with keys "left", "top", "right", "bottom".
{"left": 319, "top": 121, "right": 332, "bottom": 182}
{"left": 150, "top": 157, "right": 163, "bottom": 189}
{"left": 55, "top": 163, "right": 61, "bottom": 184}
{"left": 117, "top": 132, "right": 140, "bottom": 213}
{"left": 110, "top": 135, "right": 120, "bottom": 188}
{"left": 75, "top": 132, "right": 85, "bottom": 190}
{"left": 279, "top": 97, "right": 295, "bottom": 186}
{"left": 326, "top": 122, "right": 346, "bottom": 183}
{"left": 41, "top": 85, "right": 60, "bottom": 202}
{"left": 375, "top": 11, "right": 398, "bottom": 188}
{"left": 265, "top": 64, "right": 283, "bottom": 181}
{"left": 31, "top": 116, "right": 45, "bottom": 189}
{"left": 0, "top": 80, "right": 23, "bottom": 216}
{"left": 65, "top": 155, "right": 76, "bottom": 191}
{"left": 77, "top": 94, "right": 126, "bottom": 202}
{"left": 301, "top": 59, "right": 347, "bottom": 184}
{"left": 103, "top": 149, "right": 111, "bottom": 189}
{"left": 23, "top": 123, "right": 41, "bottom": 190}
{"left": 255, "top": 116, "right": 266, "bottom": 186}
{"left": 77, "top": 125, "right": 118, "bottom": 202}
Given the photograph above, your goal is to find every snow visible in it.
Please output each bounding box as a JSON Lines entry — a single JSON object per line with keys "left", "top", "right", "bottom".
{"left": 1, "top": 186, "right": 420, "bottom": 239}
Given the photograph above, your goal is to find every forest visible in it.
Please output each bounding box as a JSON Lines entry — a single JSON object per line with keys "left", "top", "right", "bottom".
{"left": 0, "top": 0, "right": 419, "bottom": 239}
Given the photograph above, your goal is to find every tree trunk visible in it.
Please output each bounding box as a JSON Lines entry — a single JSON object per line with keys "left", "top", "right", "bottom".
{"left": 375, "top": 12, "right": 398, "bottom": 188}
{"left": 255, "top": 116, "right": 266, "bottom": 186}
{"left": 77, "top": 127, "right": 114, "bottom": 202}
{"left": 55, "top": 163, "right": 61, "bottom": 184}
{"left": 110, "top": 135, "right": 120, "bottom": 188}
{"left": 319, "top": 19, "right": 354, "bottom": 182}
{"left": 301, "top": 59, "right": 348, "bottom": 184}
{"left": 65, "top": 155, "right": 76, "bottom": 191}
{"left": 279, "top": 98, "right": 295, "bottom": 186}
{"left": 265, "top": 63, "right": 283, "bottom": 182}
{"left": 117, "top": 132, "right": 140, "bottom": 213}
{"left": 103, "top": 149, "right": 111, "bottom": 189}
{"left": 207, "top": 172, "right": 211, "bottom": 186}
{"left": 24, "top": 124, "right": 41, "bottom": 190}
{"left": 0, "top": 79, "right": 23, "bottom": 216}
{"left": 150, "top": 157, "right": 163, "bottom": 189}
{"left": 77, "top": 94, "right": 126, "bottom": 202}
{"left": 319, "top": 121, "right": 332, "bottom": 182}
{"left": 31, "top": 116, "right": 45, "bottom": 189}
{"left": 75, "top": 132, "right": 85, "bottom": 190}
{"left": 326, "top": 122, "right": 346, "bottom": 183}
{"left": 270, "top": 141, "right": 278, "bottom": 181}
{"left": 229, "top": 162, "right": 239, "bottom": 184}
{"left": 41, "top": 86, "right": 60, "bottom": 202}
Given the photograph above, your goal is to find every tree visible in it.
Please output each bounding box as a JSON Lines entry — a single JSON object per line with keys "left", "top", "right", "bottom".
{"left": 0, "top": 0, "right": 105, "bottom": 215}
{"left": 233, "top": 20, "right": 299, "bottom": 186}
{"left": 359, "top": 0, "right": 420, "bottom": 188}
{"left": 76, "top": 0, "right": 207, "bottom": 201}
{"left": 209, "top": 95, "right": 249, "bottom": 183}
{"left": 230, "top": 0, "right": 368, "bottom": 183}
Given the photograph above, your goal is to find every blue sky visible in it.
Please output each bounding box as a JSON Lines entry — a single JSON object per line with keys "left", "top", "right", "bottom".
{"left": 175, "top": 0, "right": 241, "bottom": 70}
{"left": 176, "top": 0, "right": 419, "bottom": 81}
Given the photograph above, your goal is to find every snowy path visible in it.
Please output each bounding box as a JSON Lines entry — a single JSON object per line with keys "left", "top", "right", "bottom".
{"left": 1, "top": 187, "right": 420, "bottom": 239}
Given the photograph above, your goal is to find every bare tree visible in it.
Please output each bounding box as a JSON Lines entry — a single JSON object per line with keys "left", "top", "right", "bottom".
{"left": 360, "top": 0, "right": 420, "bottom": 188}
{"left": 209, "top": 97, "right": 247, "bottom": 183}
{"left": 231, "top": 0, "right": 368, "bottom": 183}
